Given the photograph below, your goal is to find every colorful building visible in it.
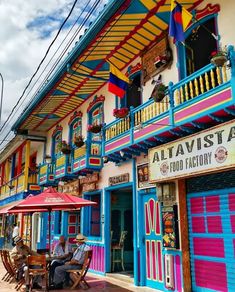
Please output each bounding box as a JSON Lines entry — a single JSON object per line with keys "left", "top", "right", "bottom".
{"left": 1, "top": 0, "right": 235, "bottom": 291}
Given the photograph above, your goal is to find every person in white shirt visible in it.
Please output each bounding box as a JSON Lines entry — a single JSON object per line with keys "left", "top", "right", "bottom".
{"left": 12, "top": 223, "right": 19, "bottom": 246}
{"left": 50, "top": 235, "right": 72, "bottom": 282}
{"left": 50, "top": 234, "right": 91, "bottom": 290}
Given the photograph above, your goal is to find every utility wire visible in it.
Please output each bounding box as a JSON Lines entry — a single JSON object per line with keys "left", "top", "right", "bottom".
{"left": 0, "top": 0, "right": 79, "bottom": 134}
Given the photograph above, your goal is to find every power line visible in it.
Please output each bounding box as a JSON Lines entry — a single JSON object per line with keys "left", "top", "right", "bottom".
{"left": 0, "top": 0, "right": 79, "bottom": 134}
{"left": 0, "top": 0, "right": 104, "bottom": 148}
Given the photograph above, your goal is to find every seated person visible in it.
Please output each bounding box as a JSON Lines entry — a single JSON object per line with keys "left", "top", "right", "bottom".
{"left": 50, "top": 235, "right": 72, "bottom": 282}
{"left": 50, "top": 233, "right": 91, "bottom": 290}
{"left": 10, "top": 236, "right": 41, "bottom": 292}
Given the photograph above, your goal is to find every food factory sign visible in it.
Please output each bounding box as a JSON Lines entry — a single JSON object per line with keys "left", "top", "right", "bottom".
{"left": 149, "top": 121, "right": 235, "bottom": 182}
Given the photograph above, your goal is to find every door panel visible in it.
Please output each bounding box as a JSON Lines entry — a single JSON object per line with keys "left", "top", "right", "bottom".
{"left": 143, "top": 194, "right": 164, "bottom": 290}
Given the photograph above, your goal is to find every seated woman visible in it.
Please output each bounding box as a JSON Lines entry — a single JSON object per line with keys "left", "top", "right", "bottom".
{"left": 50, "top": 235, "right": 72, "bottom": 282}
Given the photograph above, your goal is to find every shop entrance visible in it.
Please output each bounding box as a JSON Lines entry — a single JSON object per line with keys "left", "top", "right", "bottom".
{"left": 110, "top": 189, "right": 133, "bottom": 275}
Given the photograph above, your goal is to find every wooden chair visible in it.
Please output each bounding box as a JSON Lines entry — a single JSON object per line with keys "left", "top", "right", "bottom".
{"left": 27, "top": 255, "right": 49, "bottom": 292}
{"left": 66, "top": 250, "right": 92, "bottom": 290}
{"left": 0, "top": 249, "right": 11, "bottom": 281}
{"left": 111, "top": 231, "right": 128, "bottom": 271}
{"left": 2, "top": 250, "right": 16, "bottom": 282}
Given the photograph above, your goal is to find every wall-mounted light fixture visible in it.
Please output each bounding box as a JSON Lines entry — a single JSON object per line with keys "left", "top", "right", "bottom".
{"left": 103, "top": 156, "right": 109, "bottom": 163}
{"left": 45, "top": 155, "right": 52, "bottom": 164}
{"left": 119, "top": 150, "right": 125, "bottom": 157}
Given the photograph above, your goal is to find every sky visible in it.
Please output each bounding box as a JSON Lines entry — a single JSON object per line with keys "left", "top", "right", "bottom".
{"left": 0, "top": 0, "right": 108, "bottom": 148}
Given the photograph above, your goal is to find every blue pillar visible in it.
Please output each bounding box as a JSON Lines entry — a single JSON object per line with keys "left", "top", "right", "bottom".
{"left": 132, "top": 158, "right": 138, "bottom": 286}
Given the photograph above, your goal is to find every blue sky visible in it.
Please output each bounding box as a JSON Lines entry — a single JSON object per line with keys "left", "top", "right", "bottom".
{"left": 0, "top": 0, "right": 109, "bottom": 144}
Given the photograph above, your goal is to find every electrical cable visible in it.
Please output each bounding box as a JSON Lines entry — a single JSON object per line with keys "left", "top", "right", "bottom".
{"left": 0, "top": 0, "right": 79, "bottom": 134}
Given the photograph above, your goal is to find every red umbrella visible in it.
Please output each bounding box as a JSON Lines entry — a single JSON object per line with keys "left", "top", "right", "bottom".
{"left": 8, "top": 187, "right": 96, "bottom": 253}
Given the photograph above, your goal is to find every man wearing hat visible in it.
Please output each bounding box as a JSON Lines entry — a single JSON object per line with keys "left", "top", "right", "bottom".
{"left": 50, "top": 234, "right": 90, "bottom": 290}
{"left": 11, "top": 236, "right": 41, "bottom": 291}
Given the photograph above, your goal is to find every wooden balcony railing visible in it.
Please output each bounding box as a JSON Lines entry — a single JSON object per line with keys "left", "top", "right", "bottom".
{"left": 104, "top": 45, "right": 235, "bottom": 154}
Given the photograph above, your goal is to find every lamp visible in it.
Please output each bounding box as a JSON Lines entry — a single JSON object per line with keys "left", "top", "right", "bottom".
{"left": 103, "top": 156, "right": 109, "bottom": 163}
{"left": 45, "top": 155, "right": 52, "bottom": 164}
{"left": 119, "top": 150, "right": 125, "bottom": 157}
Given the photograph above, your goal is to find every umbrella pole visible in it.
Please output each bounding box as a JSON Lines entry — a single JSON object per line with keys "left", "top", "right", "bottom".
{"left": 48, "top": 210, "right": 51, "bottom": 257}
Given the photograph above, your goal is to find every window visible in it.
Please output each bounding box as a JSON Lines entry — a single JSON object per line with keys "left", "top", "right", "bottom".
{"left": 84, "top": 194, "right": 101, "bottom": 237}
{"left": 89, "top": 104, "right": 103, "bottom": 155}
{"left": 51, "top": 126, "right": 62, "bottom": 158}
{"left": 178, "top": 17, "right": 218, "bottom": 79}
{"left": 121, "top": 72, "right": 141, "bottom": 109}
{"left": 69, "top": 111, "right": 83, "bottom": 146}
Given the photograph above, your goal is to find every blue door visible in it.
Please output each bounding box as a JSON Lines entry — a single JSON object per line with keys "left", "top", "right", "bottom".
{"left": 143, "top": 193, "right": 164, "bottom": 290}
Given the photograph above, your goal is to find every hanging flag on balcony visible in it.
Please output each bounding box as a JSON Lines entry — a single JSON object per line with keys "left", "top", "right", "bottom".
{"left": 108, "top": 64, "right": 130, "bottom": 98}
{"left": 169, "top": 0, "right": 193, "bottom": 42}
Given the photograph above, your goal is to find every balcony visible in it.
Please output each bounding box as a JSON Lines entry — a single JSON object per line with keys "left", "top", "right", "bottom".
{"left": 38, "top": 163, "right": 55, "bottom": 186}
{"left": 54, "top": 153, "right": 75, "bottom": 180}
{"left": 104, "top": 46, "right": 235, "bottom": 161}
{"left": 71, "top": 141, "right": 103, "bottom": 174}
{"left": 0, "top": 172, "right": 40, "bottom": 201}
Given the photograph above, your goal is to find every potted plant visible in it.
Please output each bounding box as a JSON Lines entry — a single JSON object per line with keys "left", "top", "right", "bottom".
{"left": 87, "top": 124, "right": 102, "bottom": 134}
{"left": 151, "top": 83, "right": 168, "bottom": 102}
{"left": 113, "top": 108, "right": 129, "bottom": 119}
{"left": 60, "top": 140, "right": 71, "bottom": 155}
{"left": 210, "top": 49, "right": 227, "bottom": 67}
{"left": 73, "top": 135, "right": 85, "bottom": 147}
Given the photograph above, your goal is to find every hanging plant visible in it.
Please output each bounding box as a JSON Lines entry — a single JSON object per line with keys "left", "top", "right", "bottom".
{"left": 113, "top": 108, "right": 129, "bottom": 119}
{"left": 210, "top": 49, "right": 227, "bottom": 67}
{"left": 151, "top": 83, "right": 168, "bottom": 102}
{"left": 73, "top": 135, "right": 85, "bottom": 147}
{"left": 60, "top": 140, "right": 71, "bottom": 155}
{"left": 87, "top": 124, "right": 102, "bottom": 134}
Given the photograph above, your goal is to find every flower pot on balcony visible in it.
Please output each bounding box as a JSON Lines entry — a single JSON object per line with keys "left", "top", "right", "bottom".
{"left": 61, "top": 146, "right": 71, "bottom": 155}
{"left": 113, "top": 108, "right": 129, "bottom": 119}
{"left": 74, "top": 137, "right": 84, "bottom": 147}
{"left": 211, "top": 55, "right": 227, "bottom": 67}
{"left": 151, "top": 83, "right": 167, "bottom": 102}
{"left": 87, "top": 124, "right": 102, "bottom": 134}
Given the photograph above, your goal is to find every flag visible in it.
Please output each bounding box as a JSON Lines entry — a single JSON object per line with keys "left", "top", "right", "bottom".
{"left": 108, "top": 64, "right": 129, "bottom": 98}
{"left": 169, "top": 0, "right": 193, "bottom": 42}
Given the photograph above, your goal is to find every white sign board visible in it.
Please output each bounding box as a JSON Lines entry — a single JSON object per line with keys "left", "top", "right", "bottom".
{"left": 149, "top": 121, "right": 235, "bottom": 182}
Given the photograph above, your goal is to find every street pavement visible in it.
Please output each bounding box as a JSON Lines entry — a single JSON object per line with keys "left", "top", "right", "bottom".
{"left": 0, "top": 262, "right": 159, "bottom": 292}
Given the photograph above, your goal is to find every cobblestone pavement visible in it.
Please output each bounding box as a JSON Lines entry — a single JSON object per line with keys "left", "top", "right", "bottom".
{"left": 0, "top": 262, "right": 159, "bottom": 292}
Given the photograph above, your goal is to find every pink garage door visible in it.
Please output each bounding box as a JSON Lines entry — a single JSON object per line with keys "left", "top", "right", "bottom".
{"left": 187, "top": 191, "right": 235, "bottom": 292}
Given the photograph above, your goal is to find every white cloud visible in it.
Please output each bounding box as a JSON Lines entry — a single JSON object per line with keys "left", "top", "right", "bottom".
{"left": 0, "top": 0, "right": 109, "bottom": 145}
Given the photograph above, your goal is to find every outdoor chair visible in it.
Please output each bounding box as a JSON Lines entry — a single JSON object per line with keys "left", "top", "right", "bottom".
{"left": 27, "top": 255, "right": 49, "bottom": 291}
{"left": 0, "top": 249, "right": 10, "bottom": 281}
{"left": 1, "top": 250, "right": 16, "bottom": 283}
{"left": 66, "top": 250, "right": 93, "bottom": 290}
{"left": 111, "top": 231, "right": 128, "bottom": 271}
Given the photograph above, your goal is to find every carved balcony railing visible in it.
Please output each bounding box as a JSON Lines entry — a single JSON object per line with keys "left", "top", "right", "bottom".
{"left": 54, "top": 152, "right": 74, "bottom": 180}
{"left": 71, "top": 141, "right": 103, "bottom": 174}
{"left": 0, "top": 172, "right": 40, "bottom": 200}
{"left": 38, "top": 162, "right": 55, "bottom": 186}
{"left": 104, "top": 45, "right": 235, "bottom": 159}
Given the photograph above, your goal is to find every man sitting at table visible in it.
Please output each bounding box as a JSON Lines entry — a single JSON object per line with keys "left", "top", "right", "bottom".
{"left": 10, "top": 236, "right": 41, "bottom": 292}
{"left": 50, "top": 235, "right": 72, "bottom": 282}
{"left": 49, "top": 234, "right": 90, "bottom": 290}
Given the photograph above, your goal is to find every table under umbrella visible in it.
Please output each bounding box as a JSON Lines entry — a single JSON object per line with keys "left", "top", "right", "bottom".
{"left": 8, "top": 187, "right": 96, "bottom": 253}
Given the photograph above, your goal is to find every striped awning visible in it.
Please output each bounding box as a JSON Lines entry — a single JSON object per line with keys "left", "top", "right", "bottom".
{"left": 15, "top": 0, "right": 202, "bottom": 133}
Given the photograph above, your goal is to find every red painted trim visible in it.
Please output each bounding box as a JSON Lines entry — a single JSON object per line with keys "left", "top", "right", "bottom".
{"left": 87, "top": 95, "right": 105, "bottom": 113}
{"left": 196, "top": 4, "right": 220, "bottom": 21}
{"left": 68, "top": 111, "right": 83, "bottom": 125}
{"left": 52, "top": 125, "right": 63, "bottom": 137}
{"left": 17, "top": 147, "right": 23, "bottom": 175}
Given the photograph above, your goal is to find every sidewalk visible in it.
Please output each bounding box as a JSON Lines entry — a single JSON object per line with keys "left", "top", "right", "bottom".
{"left": 0, "top": 262, "right": 159, "bottom": 292}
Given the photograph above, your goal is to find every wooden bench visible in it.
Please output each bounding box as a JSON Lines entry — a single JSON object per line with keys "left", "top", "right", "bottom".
{"left": 66, "top": 250, "right": 92, "bottom": 290}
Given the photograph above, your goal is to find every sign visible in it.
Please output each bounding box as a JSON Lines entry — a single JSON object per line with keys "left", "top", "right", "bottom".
{"left": 142, "top": 35, "right": 172, "bottom": 84}
{"left": 58, "top": 180, "right": 79, "bottom": 196}
{"left": 137, "top": 163, "right": 154, "bottom": 189}
{"left": 149, "top": 121, "right": 235, "bottom": 182}
{"left": 82, "top": 183, "right": 97, "bottom": 192}
{"left": 157, "top": 183, "right": 176, "bottom": 206}
{"left": 162, "top": 205, "right": 179, "bottom": 249}
{"left": 109, "top": 173, "right": 129, "bottom": 186}
{"left": 79, "top": 173, "right": 99, "bottom": 184}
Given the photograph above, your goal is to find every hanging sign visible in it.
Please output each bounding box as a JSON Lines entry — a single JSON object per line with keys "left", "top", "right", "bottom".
{"left": 149, "top": 121, "right": 235, "bottom": 182}
{"left": 79, "top": 173, "right": 99, "bottom": 184}
{"left": 137, "top": 163, "right": 154, "bottom": 189}
{"left": 108, "top": 173, "right": 129, "bottom": 186}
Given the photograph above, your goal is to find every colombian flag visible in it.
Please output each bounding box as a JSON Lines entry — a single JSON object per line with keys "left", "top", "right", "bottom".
{"left": 108, "top": 64, "right": 129, "bottom": 98}
{"left": 169, "top": 0, "right": 193, "bottom": 42}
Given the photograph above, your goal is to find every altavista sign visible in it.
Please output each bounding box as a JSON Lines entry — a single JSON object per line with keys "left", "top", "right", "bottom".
{"left": 149, "top": 121, "right": 235, "bottom": 182}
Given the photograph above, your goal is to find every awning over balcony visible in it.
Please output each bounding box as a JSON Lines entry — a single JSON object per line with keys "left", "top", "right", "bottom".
{"left": 12, "top": 0, "right": 202, "bottom": 134}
